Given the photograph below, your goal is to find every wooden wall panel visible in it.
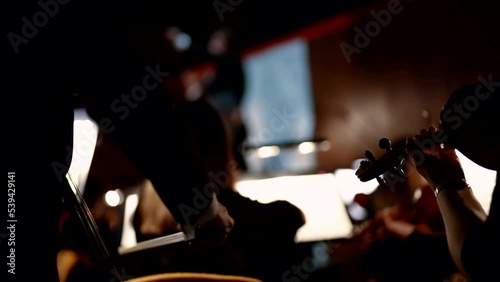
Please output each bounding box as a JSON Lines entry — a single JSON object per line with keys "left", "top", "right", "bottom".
{"left": 309, "top": 0, "right": 500, "bottom": 170}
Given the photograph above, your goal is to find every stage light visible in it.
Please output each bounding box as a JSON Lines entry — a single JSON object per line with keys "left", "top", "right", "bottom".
{"left": 298, "top": 141, "right": 316, "bottom": 154}
{"left": 256, "top": 145, "right": 280, "bottom": 158}
{"left": 105, "top": 189, "right": 124, "bottom": 207}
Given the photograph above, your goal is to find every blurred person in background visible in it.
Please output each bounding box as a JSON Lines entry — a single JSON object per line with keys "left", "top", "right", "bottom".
{"left": 133, "top": 98, "right": 306, "bottom": 281}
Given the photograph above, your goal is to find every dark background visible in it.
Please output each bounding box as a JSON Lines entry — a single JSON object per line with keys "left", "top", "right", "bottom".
{"left": 99, "top": 0, "right": 500, "bottom": 170}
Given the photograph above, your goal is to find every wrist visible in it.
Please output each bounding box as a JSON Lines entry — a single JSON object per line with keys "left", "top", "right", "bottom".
{"left": 180, "top": 193, "right": 219, "bottom": 237}
{"left": 433, "top": 179, "right": 469, "bottom": 197}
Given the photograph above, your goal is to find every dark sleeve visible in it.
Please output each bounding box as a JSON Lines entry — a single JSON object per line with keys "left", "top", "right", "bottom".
{"left": 461, "top": 170, "right": 500, "bottom": 282}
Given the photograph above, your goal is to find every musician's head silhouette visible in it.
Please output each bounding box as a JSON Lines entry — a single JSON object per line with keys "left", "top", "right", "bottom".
{"left": 439, "top": 81, "right": 499, "bottom": 170}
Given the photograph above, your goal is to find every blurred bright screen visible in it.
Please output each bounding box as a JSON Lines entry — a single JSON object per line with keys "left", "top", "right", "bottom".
{"left": 235, "top": 173, "right": 354, "bottom": 243}
{"left": 241, "top": 39, "right": 317, "bottom": 175}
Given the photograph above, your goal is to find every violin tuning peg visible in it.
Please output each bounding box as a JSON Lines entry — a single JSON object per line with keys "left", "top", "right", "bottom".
{"left": 376, "top": 176, "right": 387, "bottom": 187}
{"left": 378, "top": 138, "right": 392, "bottom": 152}
{"left": 364, "top": 150, "right": 377, "bottom": 163}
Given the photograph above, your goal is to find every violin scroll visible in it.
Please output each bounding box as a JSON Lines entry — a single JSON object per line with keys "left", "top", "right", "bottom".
{"left": 355, "top": 137, "right": 406, "bottom": 185}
